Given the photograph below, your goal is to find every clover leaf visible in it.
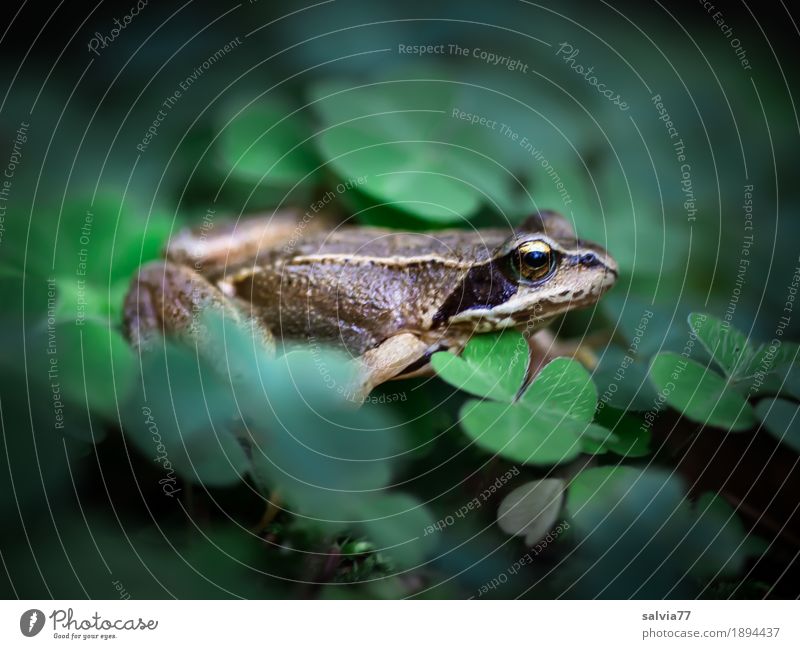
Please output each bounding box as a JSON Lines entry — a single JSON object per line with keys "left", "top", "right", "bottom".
{"left": 219, "top": 96, "right": 319, "bottom": 186}
{"left": 688, "top": 312, "right": 798, "bottom": 393}
{"left": 430, "top": 330, "right": 529, "bottom": 402}
{"left": 648, "top": 352, "right": 757, "bottom": 431}
{"left": 358, "top": 493, "right": 437, "bottom": 569}
{"left": 309, "top": 80, "right": 512, "bottom": 223}
{"left": 688, "top": 313, "right": 750, "bottom": 377}
{"left": 433, "top": 332, "right": 614, "bottom": 465}
{"left": 648, "top": 312, "right": 800, "bottom": 431}
{"left": 562, "top": 466, "right": 763, "bottom": 598}
{"left": 19, "top": 196, "right": 169, "bottom": 420}
{"left": 129, "top": 313, "right": 438, "bottom": 568}
{"left": 122, "top": 341, "right": 248, "bottom": 487}
{"left": 496, "top": 479, "right": 565, "bottom": 545}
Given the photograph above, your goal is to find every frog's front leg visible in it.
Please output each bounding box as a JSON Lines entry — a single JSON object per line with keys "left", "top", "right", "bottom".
{"left": 349, "top": 333, "right": 430, "bottom": 402}
{"left": 123, "top": 260, "right": 275, "bottom": 357}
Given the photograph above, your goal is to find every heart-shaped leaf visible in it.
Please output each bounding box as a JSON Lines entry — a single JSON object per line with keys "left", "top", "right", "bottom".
{"left": 497, "top": 479, "right": 565, "bottom": 545}
{"left": 456, "top": 357, "right": 610, "bottom": 465}
{"left": 688, "top": 313, "right": 798, "bottom": 392}
{"left": 649, "top": 353, "right": 757, "bottom": 431}
{"left": 688, "top": 313, "right": 750, "bottom": 378}
{"left": 57, "top": 319, "right": 136, "bottom": 421}
{"left": 738, "top": 342, "right": 799, "bottom": 384}
{"left": 430, "top": 330, "right": 529, "bottom": 402}
{"left": 123, "top": 342, "right": 248, "bottom": 487}
{"left": 518, "top": 357, "right": 596, "bottom": 419}
{"left": 358, "top": 493, "right": 437, "bottom": 569}
{"left": 220, "top": 97, "right": 318, "bottom": 186}
{"left": 459, "top": 400, "right": 584, "bottom": 465}
{"left": 310, "top": 80, "right": 510, "bottom": 223}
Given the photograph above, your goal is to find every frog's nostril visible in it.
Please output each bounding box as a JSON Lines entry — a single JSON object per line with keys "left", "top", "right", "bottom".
{"left": 580, "top": 252, "right": 599, "bottom": 266}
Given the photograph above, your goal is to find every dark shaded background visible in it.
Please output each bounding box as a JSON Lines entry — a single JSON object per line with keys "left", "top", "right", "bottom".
{"left": 1, "top": 0, "right": 799, "bottom": 599}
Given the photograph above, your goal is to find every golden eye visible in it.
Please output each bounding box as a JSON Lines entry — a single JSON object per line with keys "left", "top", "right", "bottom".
{"left": 516, "top": 240, "right": 554, "bottom": 281}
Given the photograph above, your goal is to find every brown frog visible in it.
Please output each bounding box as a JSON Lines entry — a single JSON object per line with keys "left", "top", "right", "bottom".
{"left": 123, "top": 209, "right": 617, "bottom": 397}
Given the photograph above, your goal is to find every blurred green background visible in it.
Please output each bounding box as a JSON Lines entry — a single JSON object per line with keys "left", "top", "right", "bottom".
{"left": 1, "top": 0, "right": 799, "bottom": 599}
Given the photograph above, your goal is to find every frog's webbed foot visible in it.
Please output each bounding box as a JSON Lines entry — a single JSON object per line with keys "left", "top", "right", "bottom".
{"left": 348, "top": 333, "right": 430, "bottom": 403}
{"left": 123, "top": 260, "right": 275, "bottom": 357}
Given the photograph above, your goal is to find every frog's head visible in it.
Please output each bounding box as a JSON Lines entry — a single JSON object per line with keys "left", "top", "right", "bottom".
{"left": 438, "top": 211, "right": 618, "bottom": 331}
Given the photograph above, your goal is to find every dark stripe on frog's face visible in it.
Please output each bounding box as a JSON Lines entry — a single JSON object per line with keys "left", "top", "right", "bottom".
{"left": 432, "top": 259, "right": 517, "bottom": 327}
{"left": 431, "top": 233, "right": 617, "bottom": 328}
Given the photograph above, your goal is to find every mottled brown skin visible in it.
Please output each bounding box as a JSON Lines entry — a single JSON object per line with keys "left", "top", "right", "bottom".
{"left": 123, "top": 209, "right": 618, "bottom": 396}
{"left": 229, "top": 228, "right": 506, "bottom": 355}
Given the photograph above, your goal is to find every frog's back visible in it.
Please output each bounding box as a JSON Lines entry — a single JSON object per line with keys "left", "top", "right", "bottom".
{"left": 228, "top": 226, "right": 508, "bottom": 354}
{"left": 285, "top": 226, "right": 508, "bottom": 263}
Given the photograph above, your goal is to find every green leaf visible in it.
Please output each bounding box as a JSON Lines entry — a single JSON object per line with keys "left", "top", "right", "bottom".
{"left": 496, "top": 479, "right": 565, "bottom": 545}
{"left": 247, "top": 352, "right": 400, "bottom": 494}
{"left": 738, "top": 342, "right": 799, "bottom": 384}
{"left": 310, "top": 80, "right": 510, "bottom": 223}
{"left": 688, "top": 313, "right": 798, "bottom": 392}
{"left": 22, "top": 195, "right": 171, "bottom": 325}
{"left": 359, "top": 493, "right": 436, "bottom": 569}
{"left": 649, "top": 353, "right": 757, "bottom": 431}
{"left": 430, "top": 330, "right": 528, "bottom": 402}
{"left": 518, "top": 357, "right": 597, "bottom": 419}
{"left": 219, "top": 97, "right": 318, "bottom": 186}
{"left": 123, "top": 342, "right": 248, "bottom": 487}
{"left": 196, "top": 314, "right": 414, "bottom": 531}
{"left": 57, "top": 320, "right": 136, "bottom": 420}
{"left": 457, "top": 357, "right": 609, "bottom": 465}
{"left": 50, "top": 195, "right": 169, "bottom": 287}
{"left": 690, "top": 493, "right": 762, "bottom": 580}
{"left": 688, "top": 312, "right": 750, "bottom": 377}
{"left": 755, "top": 398, "right": 800, "bottom": 453}
{"left": 26, "top": 314, "right": 136, "bottom": 424}
{"left": 460, "top": 400, "right": 583, "bottom": 465}
{"left": 563, "top": 467, "right": 760, "bottom": 597}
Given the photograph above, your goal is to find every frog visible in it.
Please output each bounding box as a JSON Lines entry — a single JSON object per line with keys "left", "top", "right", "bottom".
{"left": 123, "top": 209, "right": 617, "bottom": 399}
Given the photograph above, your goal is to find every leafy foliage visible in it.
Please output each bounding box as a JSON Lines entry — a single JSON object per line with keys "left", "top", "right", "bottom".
{"left": 648, "top": 314, "right": 798, "bottom": 430}
{"left": 649, "top": 352, "right": 757, "bottom": 431}
{"left": 219, "top": 97, "right": 320, "bottom": 187}
{"left": 430, "top": 329, "right": 529, "bottom": 402}
{"left": 688, "top": 313, "right": 798, "bottom": 393}
{"left": 562, "top": 467, "right": 764, "bottom": 598}
{"left": 434, "top": 331, "right": 617, "bottom": 465}
{"left": 121, "top": 315, "right": 436, "bottom": 569}
{"left": 310, "top": 80, "right": 514, "bottom": 223}
{"left": 497, "top": 479, "right": 565, "bottom": 546}
{"left": 2, "top": 1, "right": 798, "bottom": 600}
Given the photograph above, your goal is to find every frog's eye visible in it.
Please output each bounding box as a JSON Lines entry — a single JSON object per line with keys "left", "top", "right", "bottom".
{"left": 515, "top": 240, "right": 554, "bottom": 281}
